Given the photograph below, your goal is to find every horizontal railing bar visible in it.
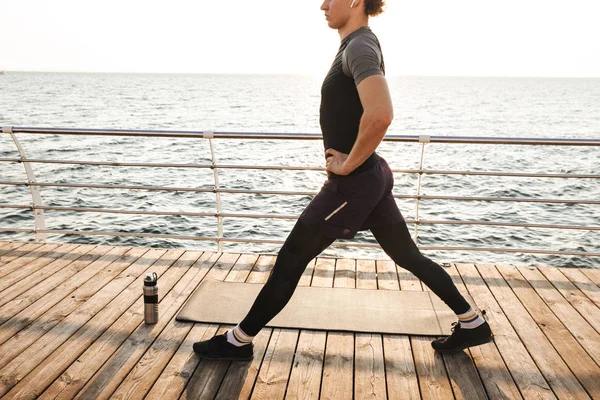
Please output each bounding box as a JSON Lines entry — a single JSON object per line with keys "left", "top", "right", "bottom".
{"left": 0, "top": 228, "right": 596, "bottom": 257}
{"left": 0, "top": 181, "right": 29, "bottom": 187}
{"left": 23, "top": 205, "right": 600, "bottom": 230}
{"left": 36, "top": 206, "right": 218, "bottom": 218}
{"left": 3, "top": 203, "right": 597, "bottom": 230}
{"left": 420, "top": 219, "right": 599, "bottom": 230}
{"left": 418, "top": 169, "right": 600, "bottom": 179}
{"left": 416, "top": 195, "right": 600, "bottom": 205}
{"left": 19, "top": 159, "right": 325, "bottom": 171}
{"left": 0, "top": 158, "right": 21, "bottom": 163}
{"left": 20, "top": 159, "right": 214, "bottom": 169}
{"left": 3, "top": 181, "right": 599, "bottom": 205}
{"left": 33, "top": 182, "right": 217, "bottom": 193}
{"left": 33, "top": 182, "right": 318, "bottom": 196}
{"left": 0, "top": 228, "right": 36, "bottom": 233}
{"left": 6, "top": 126, "right": 600, "bottom": 146}
{"left": 31, "top": 206, "right": 296, "bottom": 220}
{"left": 217, "top": 164, "right": 324, "bottom": 171}
{"left": 11, "top": 158, "right": 600, "bottom": 179}
{"left": 33, "top": 229, "right": 215, "bottom": 241}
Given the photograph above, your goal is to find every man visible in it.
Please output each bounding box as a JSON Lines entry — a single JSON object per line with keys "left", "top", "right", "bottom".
{"left": 193, "top": 0, "right": 493, "bottom": 360}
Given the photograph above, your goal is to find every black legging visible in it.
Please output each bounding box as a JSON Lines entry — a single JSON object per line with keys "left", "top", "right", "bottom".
{"left": 240, "top": 220, "right": 471, "bottom": 336}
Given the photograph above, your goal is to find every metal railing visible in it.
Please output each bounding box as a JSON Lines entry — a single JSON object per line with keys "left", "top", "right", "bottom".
{"left": 1, "top": 126, "right": 599, "bottom": 258}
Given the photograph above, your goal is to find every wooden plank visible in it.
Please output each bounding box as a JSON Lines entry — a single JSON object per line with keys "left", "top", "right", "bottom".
{"left": 0, "top": 241, "right": 26, "bottom": 258}
{"left": 383, "top": 335, "right": 420, "bottom": 400}
{"left": 284, "top": 330, "right": 326, "bottom": 400}
{"left": 537, "top": 266, "right": 600, "bottom": 335}
{"left": 558, "top": 267, "right": 600, "bottom": 308}
{"left": 0, "top": 245, "right": 139, "bottom": 361}
{"left": 155, "top": 254, "right": 257, "bottom": 400}
{"left": 475, "top": 263, "right": 589, "bottom": 399}
{"left": 334, "top": 257, "right": 356, "bottom": 289}
{"left": 0, "top": 247, "right": 163, "bottom": 398}
{"left": 10, "top": 248, "right": 195, "bottom": 399}
{"left": 0, "top": 242, "right": 44, "bottom": 270}
{"left": 320, "top": 257, "right": 354, "bottom": 400}
{"left": 141, "top": 254, "right": 257, "bottom": 400}
{"left": 0, "top": 250, "right": 183, "bottom": 397}
{"left": 456, "top": 263, "right": 556, "bottom": 400}
{"left": 438, "top": 263, "right": 507, "bottom": 400}
{"left": 412, "top": 263, "right": 455, "bottom": 400}
{"left": 284, "top": 258, "right": 327, "bottom": 400}
{"left": 447, "top": 264, "right": 522, "bottom": 400}
{"left": 213, "top": 254, "right": 276, "bottom": 400}
{"left": 377, "top": 259, "right": 399, "bottom": 291}
{"left": 354, "top": 259, "right": 386, "bottom": 400}
{"left": 0, "top": 242, "right": 61, "bottom": 279}
{"left": 145, "top": 323, "right": 217, "bottom": 399}
{"left": 580, "top": 268, "right": 600, "bottom": 287}
{"left": 0, "top": 246, "right": 111, "bottom": 323}
{"left": 0, "top": 243, "right": 80, "bottom": 292}
{"left": 396, "top": 262, "right": 422, "bottom": 292}
{"left": 36, "top": 250, "right": 210, "bottom": 400}
{"left": 251, "top": 328, "right": 299, "bottom": 400}
{"left": 0, "top": 244, "right": 94, "bottom": 307}
{"left": 218, "top": 255, "right": 276, "bottom": 400}
{"left": 149, "top": 254, "right": 272, "bottom": 400}
{"left": 355, "top": 259, "right": 373, "bottom": 290}
{"left": 0, "top": 245, "right": 116, "bottom": 333}
{"left": 356, "top": 258, "right": 376, "bottom": 289}
{"left": 74, "top": 252, "right": 238, "bottom": 400}
{"left": 355, "top": 334, "right": 386, "bottom": 400}
{"left": 518, "top": 267, "right": 600, "bottom": 365}
{"left": 251, "top": 254, "right": 318, "bottom": 400}
{"left": 377, "top": 259, "right": 421, "bottom": 400}
{"left": 412, "top": 336, "right": 455, "bottom": 400}
{"left": 180, "top": 325, "right": 233, "bottom": 400}
{"left": 498, "top": 264, "right": 600, "bottom": 397}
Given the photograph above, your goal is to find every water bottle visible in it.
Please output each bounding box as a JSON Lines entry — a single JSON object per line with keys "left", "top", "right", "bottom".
{"left": 144, "top": 272, "right": 159, "bottom": 324}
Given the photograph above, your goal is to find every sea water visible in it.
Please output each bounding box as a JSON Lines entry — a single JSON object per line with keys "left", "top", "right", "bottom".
{"left": 1, "top": 72, "right": 599, "bottom": 268}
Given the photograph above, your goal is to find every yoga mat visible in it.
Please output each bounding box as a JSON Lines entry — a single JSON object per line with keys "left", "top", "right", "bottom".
{"left": 176, "top": 280, "right": 477, "bottom": 336}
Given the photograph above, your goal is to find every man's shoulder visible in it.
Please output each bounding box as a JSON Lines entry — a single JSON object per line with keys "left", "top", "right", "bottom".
{"left": 340, "top": 28, "right": 384, "bottom": 82}
{"left": 347, "top": 30, "right": 379, "bottom": 49}
{"left": 344, "top": 30, "right": 381, "bottom": 60}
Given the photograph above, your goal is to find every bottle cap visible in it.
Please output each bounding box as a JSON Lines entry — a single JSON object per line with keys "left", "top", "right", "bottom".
{"left": 144, "top": 272, "right": 158, "bottom": 286}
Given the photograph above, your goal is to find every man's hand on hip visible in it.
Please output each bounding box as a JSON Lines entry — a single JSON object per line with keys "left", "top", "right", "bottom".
{"left": 325, "top": 148, "right": 351, "bottom": 175}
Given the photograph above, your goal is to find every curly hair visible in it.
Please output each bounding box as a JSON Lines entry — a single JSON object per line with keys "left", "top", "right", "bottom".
{"left": 364, "top": 0, "right": 385, "bottom": 16}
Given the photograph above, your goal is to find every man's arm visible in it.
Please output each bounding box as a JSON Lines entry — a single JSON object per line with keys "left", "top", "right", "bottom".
{"left": 325, "top": 74, "right": 393, "bottom": 175}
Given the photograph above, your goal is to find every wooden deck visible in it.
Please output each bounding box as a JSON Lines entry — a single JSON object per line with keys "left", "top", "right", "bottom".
{"left": 0, "top": 241, "right": 598, "bottom": 399}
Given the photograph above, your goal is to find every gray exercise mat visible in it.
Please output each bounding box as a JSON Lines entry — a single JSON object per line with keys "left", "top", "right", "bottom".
{"left": 176, "top": 280, "right": 476, "bottom": 336}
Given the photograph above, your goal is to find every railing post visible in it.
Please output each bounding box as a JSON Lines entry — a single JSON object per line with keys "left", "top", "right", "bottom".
{"left": 415, "top": 135, "right": 430, "bottom": 246}
{"left": 3, "top": 126, "right": 47, "bottom": 241}
{"left": 205, "top": 131, "right": 223, "bottom": 252}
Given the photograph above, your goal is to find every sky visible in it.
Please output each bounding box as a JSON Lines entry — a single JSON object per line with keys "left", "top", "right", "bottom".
{"left": 1, "top": 0, "right": 599, "bottom": 77}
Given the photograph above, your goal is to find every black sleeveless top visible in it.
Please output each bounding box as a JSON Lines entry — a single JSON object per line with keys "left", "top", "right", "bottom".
{"left": 320, "top": 26, "right": 385, "bottom": 176}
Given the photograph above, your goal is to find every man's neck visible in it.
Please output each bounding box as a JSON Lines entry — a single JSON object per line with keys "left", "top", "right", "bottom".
{"left": 338, "top": 18, "right": 369, "bottom": 41}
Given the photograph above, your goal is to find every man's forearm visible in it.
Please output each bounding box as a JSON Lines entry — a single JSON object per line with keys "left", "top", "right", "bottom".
{"left": 342, "top": 112, "right": 390, "bottom": 174}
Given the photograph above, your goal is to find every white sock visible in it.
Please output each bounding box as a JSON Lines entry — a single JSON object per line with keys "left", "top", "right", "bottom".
{"left": 457, "top": 307, "right": 485, "bottom": 329}
{"left": 226, "top": 325, "right": 254, "bottom": 347}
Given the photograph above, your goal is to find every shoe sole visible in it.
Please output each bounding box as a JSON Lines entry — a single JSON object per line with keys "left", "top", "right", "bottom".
{"left": 433, "top": 335, "right": 494, "bottom": 352}
{"left": 196, "top": 353, "right": 254, "bottom": 361}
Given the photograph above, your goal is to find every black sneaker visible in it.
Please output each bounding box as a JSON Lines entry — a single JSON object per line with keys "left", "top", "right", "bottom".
{"left": 193, "top": 333, "right": 254, "bottom": 361}
{"left": 432, "top": 319, "right": 493, "bottom": 352}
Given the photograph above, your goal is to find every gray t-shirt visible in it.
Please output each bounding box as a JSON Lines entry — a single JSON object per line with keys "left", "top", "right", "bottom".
{"left": 341, "top": 27, "right": 384, "bottom": 86}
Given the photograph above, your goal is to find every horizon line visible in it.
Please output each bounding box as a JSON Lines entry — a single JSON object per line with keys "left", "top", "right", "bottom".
{"left": 2, "top": 69, "right": 599, "bottom": 79}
